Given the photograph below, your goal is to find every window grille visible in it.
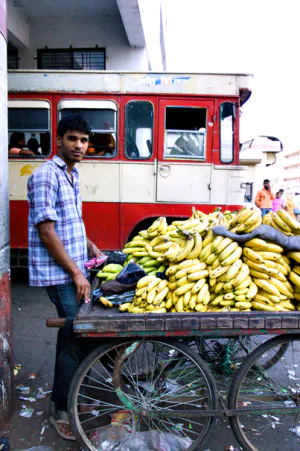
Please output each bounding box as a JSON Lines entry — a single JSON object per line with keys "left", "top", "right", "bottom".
{"left": 37, "top": 48, "right": 106, "bottom": 70}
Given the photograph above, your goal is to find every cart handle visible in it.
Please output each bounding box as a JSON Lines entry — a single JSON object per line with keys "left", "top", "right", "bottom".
{"left": 46, "top": 318, "right": 66, "bottom": 328}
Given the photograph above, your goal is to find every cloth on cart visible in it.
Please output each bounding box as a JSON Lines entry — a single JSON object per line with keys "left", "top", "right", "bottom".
{"left": 212, "top": 224, "right": 300, "bottom": 251}
{"left": 84, "top": 255, "right": 107, "bottom": 270}
{"left": 116, "top": 261, "right": 146, "bottom": 284}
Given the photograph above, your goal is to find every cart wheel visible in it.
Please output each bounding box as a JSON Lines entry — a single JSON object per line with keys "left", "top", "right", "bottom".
{"left": 68, "top": 338, "right": 217, "bottom": 451}
{"left": 228, "top": 334, "right": 300, "bottom": 451}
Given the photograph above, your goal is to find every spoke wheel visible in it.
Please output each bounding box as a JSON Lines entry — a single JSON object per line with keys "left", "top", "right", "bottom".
{"left": 68, "top": 338, "right": 217, "bottom": 451}
{"left": 228, "top": 334, "right": 300, "bottom": 451}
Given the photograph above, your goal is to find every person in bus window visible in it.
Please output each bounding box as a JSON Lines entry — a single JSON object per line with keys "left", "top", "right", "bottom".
{"left": 9, "top": 132, "right": 34, "bottom": 156}
{"left": 170, "top": 126, "right": 203, "bottom": 157}
{"left": 27, "top": 114, "right": 104, "bottom": 441}
{"left": 27, "top": 137, "right": 41, "bottom": 156}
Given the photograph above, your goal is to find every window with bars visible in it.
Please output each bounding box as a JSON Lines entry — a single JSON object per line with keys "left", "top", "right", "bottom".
{"left": 37, "top": 48, "right": 106, "bottom": 70}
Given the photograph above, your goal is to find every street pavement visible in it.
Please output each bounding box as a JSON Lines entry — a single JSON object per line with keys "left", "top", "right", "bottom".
{"left": 1, "top": 270, "right": 243, "bottom": 451}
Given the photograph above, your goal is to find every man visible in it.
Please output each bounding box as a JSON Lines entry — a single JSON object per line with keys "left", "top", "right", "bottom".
{"left": 255, "top": 179, "right": 275, "bottom": 217}
{"left": 27, "top": 114, "right": 102, "bottom": 440}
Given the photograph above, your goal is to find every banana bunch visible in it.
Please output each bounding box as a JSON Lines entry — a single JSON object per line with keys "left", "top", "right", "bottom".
{"left": 96, "top": 264, "right": 123, "bottom": 282}
{"left": 228, "top": 207, "right": 262, "bottom": 233}
{"left": 119, "top": 275, "right": 169, "bottom": 313}
{"left": 263, "top": 209, "right": 300, "bottom": 236}
{"left": 241, "top": 238, "right": 295, "bottom": 311}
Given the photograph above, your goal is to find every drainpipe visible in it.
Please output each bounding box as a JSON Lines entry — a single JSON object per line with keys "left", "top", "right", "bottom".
{"left": 0, "top": 0, "right": 15, "bottom": 426}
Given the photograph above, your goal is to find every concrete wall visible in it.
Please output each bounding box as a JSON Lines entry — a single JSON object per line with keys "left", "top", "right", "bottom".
{"left": 18, "top": 15, "right": 147, "bottom": 70}
{"left": 7, "top": 0, "right": 29, "bottom": 48}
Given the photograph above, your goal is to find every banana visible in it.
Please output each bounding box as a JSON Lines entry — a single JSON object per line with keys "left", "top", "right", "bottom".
{"left": 225, "top": 259, "right": 243, "bottom": 281}
{"left": 176, "top": 276, "right": 188, "bottom": 287}
{"left": 287, "top": 252, "right": 300, "bottom": 264}
{"left": 279, "top": 301, "right": 295, "bottom": 311}
{"left": 99, "top": 297, "right": 113, "bottom": 308}
{"left": 195, "top": 304, "right": 208, "bottom": 312}
{"left": 212, "top": 236, "right": 224, "bottom": 253}
{"left": 210, "top": 265, "right": 230, "bottom": 279}
{"left": 219, "top": 242, "right": 239, "bottom": 262}
{"left": 200, "top": 243, "right": 213, "bottom": 261}
{"left": 235, "top": 301, "right": 252, "bottom": 309}
{"left": 234, "top": 276, "right": 252, "bottom": 290}
{"left": 154, "top": 242, "right": 173, "bottom": 253}
{"left": 135, "top": 287, "right": 147, "bottom": 297}
{"left": 252, "top": 301, "right": 275, "bottom": 311}
{"left": 119, "top": 302, "right": 132, "bottom": 312}
{"left": 187, "top": 262, "right": 207, "bottom": 273}
{"left": 183, "top": 290, "right": 192, "bottom": 306}
{"left": 139, "top": 230, "right": 149, "bottom": 238}
{"left": 223, "top": 281, "right": 235, "bottom": 292}
{"left": 293, "top": 266, "right": 300, "bottom": 276}
{"left": 149, "top": 308, "right": 167, "bottom": 313}
{"left": 243, "top": 247, "right": 264, "bottom": 263}
{"left": 246, "top": 282, "right": 258, "bottom": 299}
{"left": 143, "top": 259, "right": 160, "bottom": 268}
{"left": 220, "top": 300, "right": 235, "bottom": 307}
{"left": 284, "top": 280, "right": 294, "bottom": 292}
{"left": 215, "top": 237, "right": 233, "bottom": 255}
{"left": 163, "top": 243, "right": 181, "bottom": 261}
{"left": 137, "top": 275, "right": 156, "bottom": 289}
{"left": 234, "top": 288, "right": 248, "bottom": 295}
{"left": 150, "top": 236, "right": 165, "bottom": 247}
{"left": 264, "top": 260, "right": 288, "bottom": 275}
{"left": 177, "top": 218, "right": 200, "bottom": 231}
{"left": 157, "top": 217, "right": 167, "bottom": 233}
{"left": 202, "top": 229, "right": 214, "bottom": 248}
{"left": 147, "top": 288, "right": 158, "bottom": 304}
{"left": 257, "top": 290, "right": 280, "bottom": 304}
{"left": 270, "top": 271, "right": 286, "bottom": 282}
{"left": 205, "top": 253, "right": 219, "bottom": 265}
{"left": 294, "top": 293, "right": 300, "bottom": 302}
{"left": 175, "top": 267, "right": 191, "bottom": 279}
{"left": 189, "top": 295, "right": 197, "bottom": 310}
{"left": 272, "top": 215, "right": 292, "bottom": 233}
{"left": 156, "top": 280, "right": 168, "bottom": 293}
{"left": 256, "top": 251, "right": 281, "bottom": 262}
{"left": 244, "top": 218, "right": 262, "bottom": 233}
{"left": 244, "top": 238, "right": 268, "bottom": 250}
{"left": 289, "top": 271, "right": 300, "bottom": 287}
{"left": 197, "top": 283, "right": 209, "bottom": 302}
{"left": 177, "top": 259, "right": 201, "bottom": 271}
{"left": 236, "top": 208, "right": 256, "bottom": 224}
{"left": 265, "top": 243, "right": 283, "bottom": 253}
{"left": 277, "top": 209, "right": 299, "bottom": 230}
{"left": 221, "top": 247, "right": 242, "bottom": 266}
{"left": 224, "top": 292, "right": 235, "bottom": 300}
{"left": 249, "top": 269, "right": 270, "bottom": 280}
{"left": 123, "top": 247, "right": 147, "bottom": 254}
{"left": 153, "top": 287, "right": 169, "bottom": 304}
{"left": 175, "top": 283, "right": 196, "bottom": 296}
{"left": 253, "top": 279, "right": 280, "bottom": 296}
{"left": 212, "top": 257, "right": 221, "bottom": 270}
{"left": 175, "top": 235, "right": 195, "bottom": 262}
{"left": 187, "top": 270, "right": 209, "bottom": 282}
{"left": 168, "top": 281, "right": 178, "bottom": 291}
{"left": 138, "top": 256, "right": 153, "bottom": 265}
{"left": 165, "top": 297, "right": 173, "bottom": 310}
{"left": 148, "top": 278, "right": 161, "bottom": 292}
{"left": 214, "top": 282, "right": 224, "bottom": 294}
{"left": 232, "top": 263, "right": 250, "bottom": 286}
{"left": 192, "top": 278, "right": 206, "bottom": 294}
{"left": 211, "top": 294, "right": 224, "bottom": 306}
{"left": 194, "top": 219, "right": 209, "bottom": 234}
{"left": 147, "top": 218, "right": 161, "bottom": 233}
{"left": 203, "top": 292, "right": 211, "bottom": 305}
{"left": 126, "top": 240, "right": 147, "bottom": 248}
{"left": 244, "top": 210, "right": 261, "bottom": 228}
{"left": 186, "top": 232, "right": 202, "bottom": 259}
{"left": 165, "top": 264, "right": 179, "bottom": 276}
{"left": 175, "top": 296, "right": 184, "bottom": 312}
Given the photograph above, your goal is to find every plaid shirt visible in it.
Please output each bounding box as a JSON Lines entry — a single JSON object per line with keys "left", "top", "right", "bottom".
{"left": 27, "top": 156, "right": 89, "bottom": 286}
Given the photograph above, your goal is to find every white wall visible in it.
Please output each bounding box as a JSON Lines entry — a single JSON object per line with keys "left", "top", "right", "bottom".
{"left": 18, "top": 15, "right": 148, "bottom": 70}
{"left": 7, "top": 0, "right": 29, "bottom": 48}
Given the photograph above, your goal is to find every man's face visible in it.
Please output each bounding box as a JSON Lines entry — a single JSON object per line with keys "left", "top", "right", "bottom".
{"left": 57, "top": 130, "right": 89, "bottom": 163}
{"left": 264, "top": 181, "right": 270, "bottom": 191}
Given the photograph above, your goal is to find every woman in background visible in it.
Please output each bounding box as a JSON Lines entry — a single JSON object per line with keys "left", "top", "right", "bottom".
{"left": 272, "top": 191, "right": 284, "bottom": 212}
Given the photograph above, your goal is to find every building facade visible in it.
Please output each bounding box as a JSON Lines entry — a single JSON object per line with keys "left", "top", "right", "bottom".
{"left": 283, "top": 149, "right": 300, "bottom": 194}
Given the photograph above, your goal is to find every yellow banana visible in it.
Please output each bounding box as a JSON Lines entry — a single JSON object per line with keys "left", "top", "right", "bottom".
{"left": 223, "top": 281, "right": 235, "bottom": 292}
{"left": 187, "top": 270, "right": 209, "bottom": 282}
{"left": 195, "top": 304, "right": 208, "bottom": 312}
{"left": 202, "top": 229, "right": 214, "bottom": 248}
{"left": 100, "top": 297, "right": 113, "bottom": 308}
{"left": 225, "top": 259, "right": 243, "bottom": 281}
{"left": 214, "top": 282, "right": 224, "bottom": 294}
{"left": 219, "top": 242, "right": 239, "bottom": 262}
{"left": 147, "top": 288, "right": 158, "bottom": 304}
{"left": 177, "top": 259, "right": 200, "bottom": 271}
{"left": 289, "top": 271, "right": 300, "bottom": 288}
{"left": 244, "top": 218, "right": 262, "bottom": 233}
{"left": 200, "top": 243, "right": 213, "bottom": 261}
{"left": 154, "top": 242, "right": 173, "bottom": 253}
{"left": 165, "top": 264, "right": 179, "bottom": 276}
{"left": 119, "top": 302, "right": 132, "bottom": 312}
{"left": 220, "top": 300, "right": 235, "bottom": 307}
{"left": 147, "top": 218, "right": 161, "bottom": 233}
{"left": 153, "top": 287, "right": 169, "bottom": 304}
{"left": 211, "top": 294, "right": 224, "bottom": 306}
{"left": 221, "top": 247, "right": 242, "bottom": 266}
{"left": 175, "top": 283, "right": 196, "bottom": 296}
{"left": 234, "top": 288, "right": 248, "bottom": 295}
{"left": 157, "top": 217, "right": 167, "bottom": 233}
{"left": 232, "top": 263, "right": 250, "bottom": 286}
{"left": 244, "top": 238, "right": 268, "bottom": 250}
{"left": 210, "top": 265, "right": 230, "bottom": 279}
{"left": 212, "top": 236, "right": 224, "bottom": 253}
{"left": 235, "top": 301, "right": 252, "bottom": 309}
{"left": 187, "top": 262, "right": 207, "bottom": 273}
{"left": 293, "top": 266, "right": 300, "bottom": 276}
{"left": 236, "top": 208, "right": 256, "bottom": 224}
{"left": 234, "top": 276, "right": 252, "bottom": 290}
{"left": 244, "top": 210, "right": 261, "bottom": 228}
{"left": 215, "top": 237, "right": 233, "bottom": 255}
{"left": 189, "top": 295, "right": 197, "bottom": 310}
{"left": 163, "top": 242, "right": 181, "bottom": 261}
{"left": 129, "top": 306, "right": 146, "bottom": 313}
{"left": 249, "top": 269, "right": 270, "bottom": 280}
{"left": 253, "top": 279, "right": 280, "bottom": 296}
{"left": 270, "top": 271, "right": 286, "bottom": 282}
{"left": 287, "top": 252, "right": 300, "bottom": 264}
{"left": 223, "top": 292, "right": 235, "bottom": 300}
{"left": 197, "top": 283, "right": 209, "bottom": 302}
{"left": 294, "top": 293, "right": 300, "bottom": 302}
{"left": 212, "top": 257, "right": 221, "bottom": 270}
{"left": 137, "top": 275, "right": 156, "bottom": 289}
{"left": 167, "top": 281, "right": 177, "bottom": 291}
{"left": 252, "top": 301, "right": 275, "bottom": 311}
{"left": 150, "top": 236, "right": 165, "bottom": 247}
{"left": 257, "top": 289, "right": 280, "bottom": 304}
{"left": 264, "top": 260, "right": 288, "bottom": 275}
{"left": 183, "top": 290, "right": 192, "bottom": 306}
{"left": 272, "top": 215, "right": 292, "bottom": 233}
{"left": 243, "top": 247, "right": 264, "bottom": 263}
{"left": 175, "top": 296, "right": 184, "bottom": 312}
{"left": 246, "top": 282, "right": 258, "bottom": 299}
{"left": 203, "top": 292, "right": 211, "bottom": 305}
{"left": 156, "top": 280, "right": 168, "bottom": 293}
{"left": 175, "top": 235, "right": 195, "bottom": 262}
{"left": 256, "top": 251, "right": 281, "bottom": 262}
{"left": 265, "top": 243, "right": 283, "bottom": 253}
{"left": 277, "top": 209, "right": 299, "bottom": 230}
{"left": 192, "top": 278, "right": 206, "bottom": 294}
{"left": 205, "top": 252, "right": 219, "bottom": 265}
{"left": 147, "top": 278, "right": 161, "bottom": 292}
{"left": 186, "top": 232, "right": 202, "bottom": 259}
{"left": 279, "top": 301, "right": 295, "bottom": 311}
{"left": 126, "top": 240, "right": 147, "bottom": 248}
{"left": 175, "top": 267, "right": 191, "bottom": 279}
{"left": 176, "top": 276, "right": 188, "bottom": 287}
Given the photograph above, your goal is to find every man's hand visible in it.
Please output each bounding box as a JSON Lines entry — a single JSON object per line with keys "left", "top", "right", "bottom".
{"left": 87, "top": 239, "right": 103, "bottom": 258}
{"left": 73, "top": 272, "right": 91, "bottom": 304}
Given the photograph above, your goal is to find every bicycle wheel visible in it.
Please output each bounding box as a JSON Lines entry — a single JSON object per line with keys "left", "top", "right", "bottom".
{"left": 228, "top": 334, "right": 300, "bottom": 451}
{"left": 68, "top": 338, "right": 217, "bottom": 451}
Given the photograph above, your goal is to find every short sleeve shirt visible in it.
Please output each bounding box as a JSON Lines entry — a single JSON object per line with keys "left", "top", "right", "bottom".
{"left": 27, "top": 156, "right": 89, "bottom": 286}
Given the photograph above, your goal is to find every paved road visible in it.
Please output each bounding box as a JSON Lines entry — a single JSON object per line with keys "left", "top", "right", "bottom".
{"left": 0, "top": 271, "right": 249, "bottom": 450}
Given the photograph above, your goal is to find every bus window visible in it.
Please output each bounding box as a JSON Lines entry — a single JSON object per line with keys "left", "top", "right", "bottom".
{"left": 125, "top": 101, "right": 153, "bottom": 159}
{"left": 8, "top": 100, "right": 51, "bottom": 157}
{"left": 58, "top": 100, "right": 117, "bottom": 158}
{"left": 220, "top": 102, "right": 235, "bottom": 164}
{"left": 164, "top": 106, "right": 206, "bottom": 159}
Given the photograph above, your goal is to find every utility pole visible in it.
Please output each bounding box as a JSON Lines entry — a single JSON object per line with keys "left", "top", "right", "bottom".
{"left": 0, "top": 0, "right": 15, "bottom": 426}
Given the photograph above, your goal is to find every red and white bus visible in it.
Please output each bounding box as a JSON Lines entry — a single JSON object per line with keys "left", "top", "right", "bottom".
{"left": 8, "top": 70, "right": 252, "bottom": 261}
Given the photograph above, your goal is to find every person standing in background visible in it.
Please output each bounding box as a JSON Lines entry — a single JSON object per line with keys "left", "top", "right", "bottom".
{"left": 255, "top": 179, "right": 275, "bottom": 217}
{"left": 272, "top": 191, "right": 285, "bottom": 212}
{"left": 294, "top": 192, "right": 300, "bottom": 222}
{"left": 285, "top": 194, "right": 296, "bottom": 220}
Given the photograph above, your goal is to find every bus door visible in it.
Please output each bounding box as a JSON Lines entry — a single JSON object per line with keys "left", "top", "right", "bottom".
{"left": 157, "top": 99, "right": 214, "bottom": 204}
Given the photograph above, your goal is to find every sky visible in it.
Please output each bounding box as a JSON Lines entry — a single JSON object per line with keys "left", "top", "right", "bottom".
{"left": 163, "top": 0, "right": 300, "bottom": 150}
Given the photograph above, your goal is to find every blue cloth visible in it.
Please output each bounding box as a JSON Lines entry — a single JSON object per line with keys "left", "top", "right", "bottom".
{"left": 27, "top": 156, "right": 89, "bottom": 286}
{"left": 46, "top": 282, "right": 94, "bottom": 413}
{"left": 261, "top": 208, "right": 272, "bottom": 218}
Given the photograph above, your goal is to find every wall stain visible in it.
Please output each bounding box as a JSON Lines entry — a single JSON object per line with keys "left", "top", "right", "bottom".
{"left": 20, "top": 164, "right": 35, "bottom": 177}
